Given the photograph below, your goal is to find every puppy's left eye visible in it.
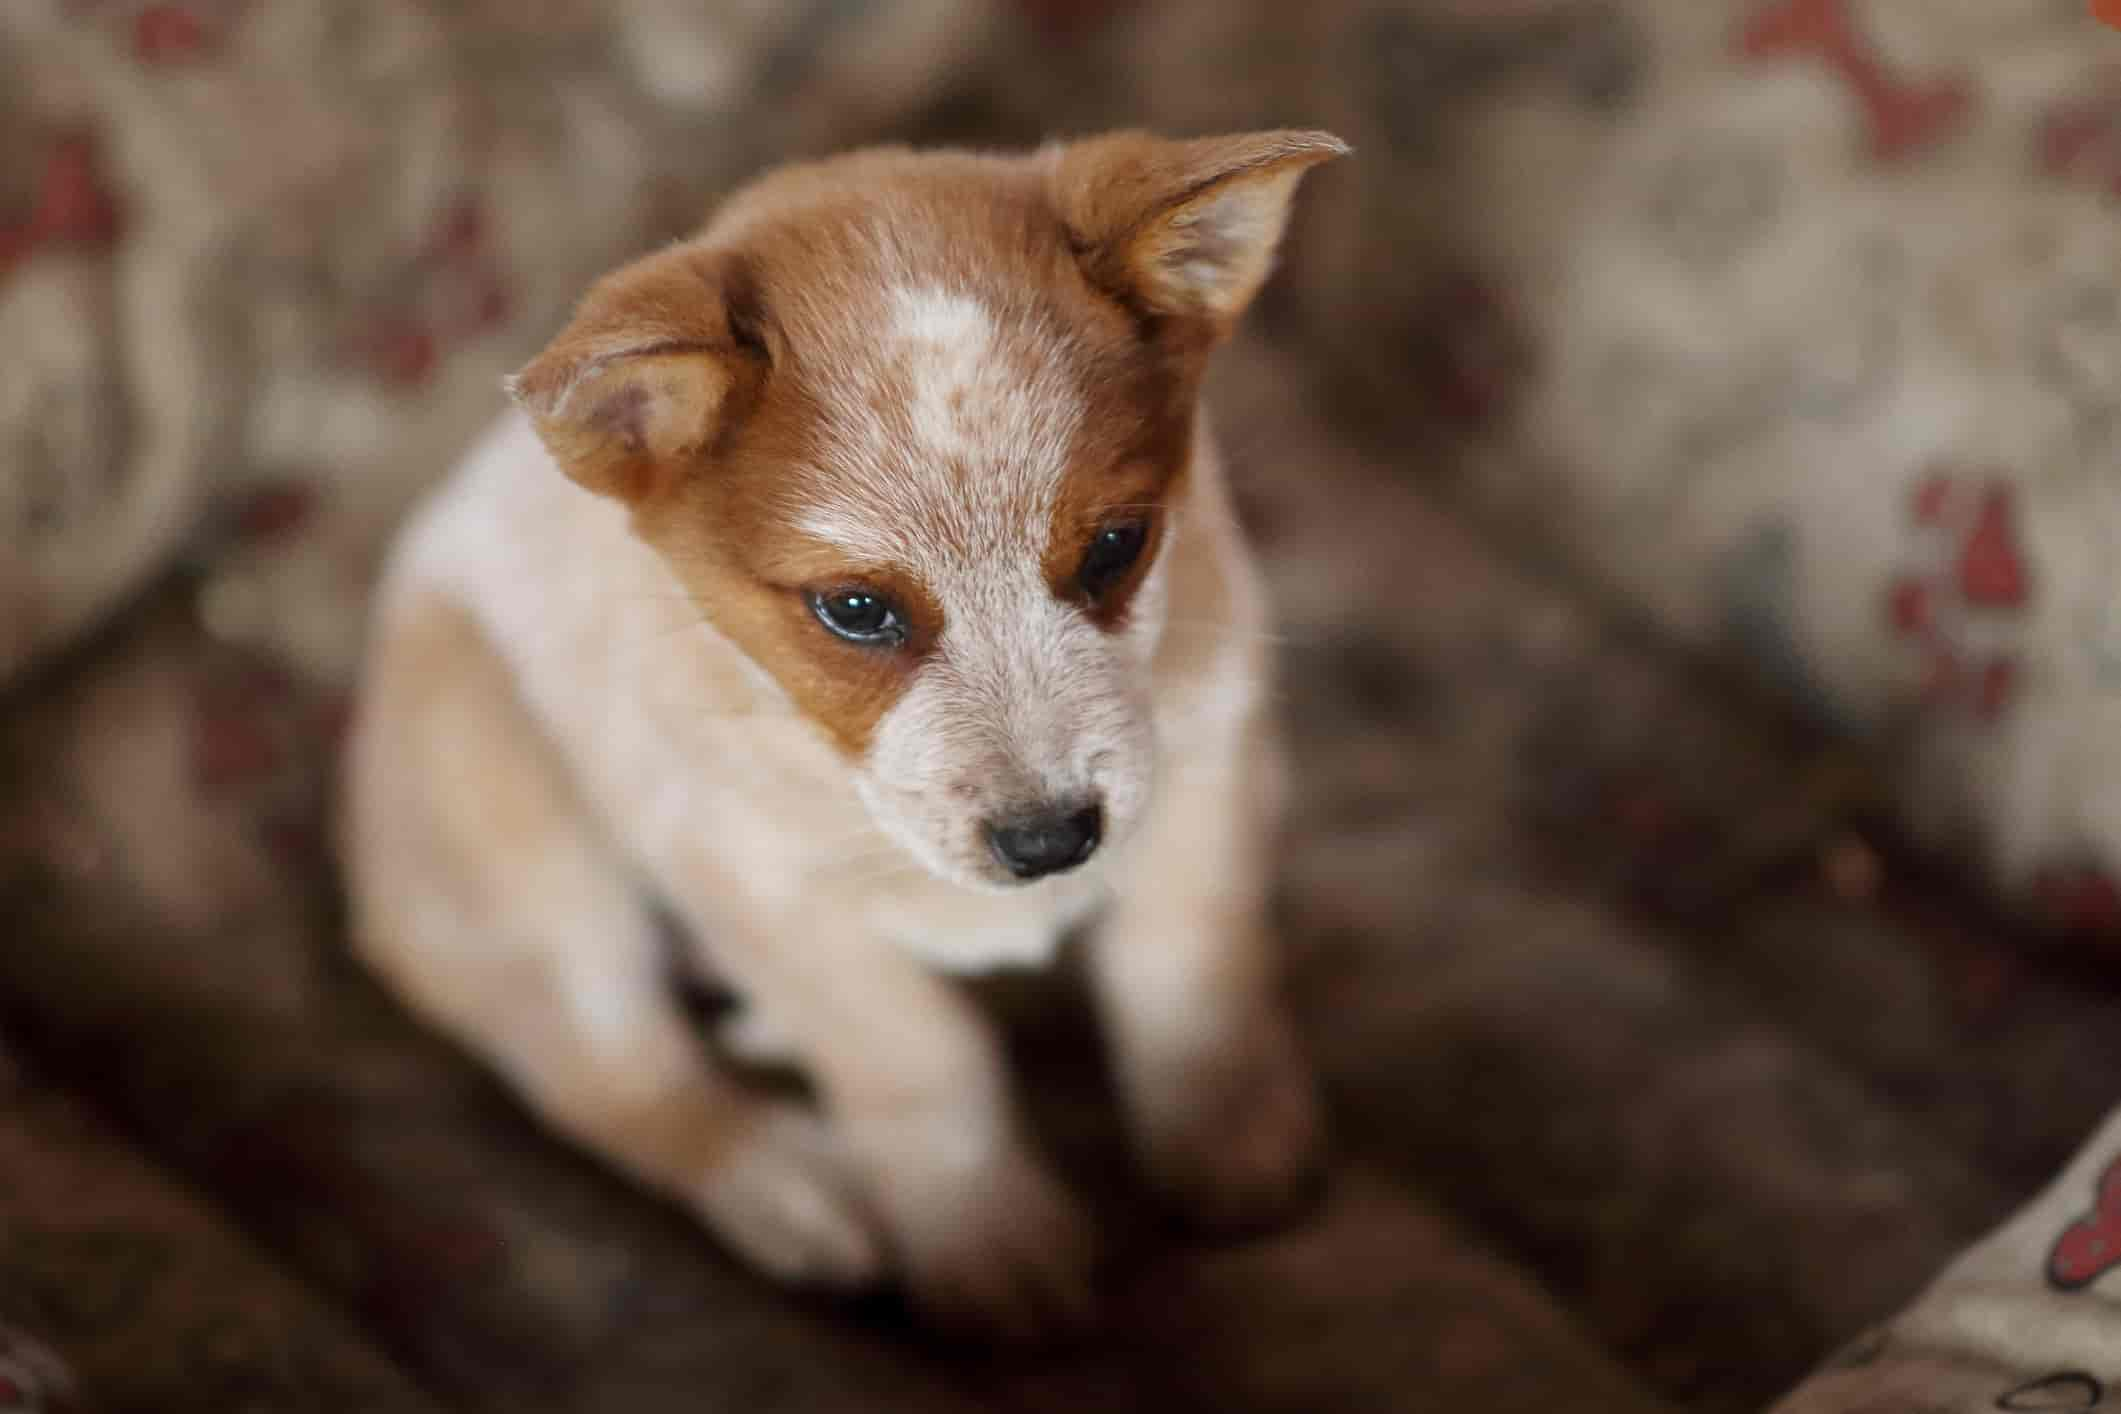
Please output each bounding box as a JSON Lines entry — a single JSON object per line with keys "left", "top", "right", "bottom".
{"left": 808, "top": 588, "right": 908, "bottom": 646}
{"left": 1077, "top": 521, "right": 1148, "bottom": 600}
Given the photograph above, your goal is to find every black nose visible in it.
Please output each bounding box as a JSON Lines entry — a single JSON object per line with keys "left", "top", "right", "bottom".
{"left": 986, "top": 802, "right": 1103, "bottom": 880}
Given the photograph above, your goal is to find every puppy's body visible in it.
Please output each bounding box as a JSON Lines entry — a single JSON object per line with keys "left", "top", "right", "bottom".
{"left": 345, "top": 133, "right": 1341, "bottom": 1334}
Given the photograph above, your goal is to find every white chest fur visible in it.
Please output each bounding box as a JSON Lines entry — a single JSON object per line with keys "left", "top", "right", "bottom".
{"left": 866, "top": 862, "right": 1113, "bottom": 974}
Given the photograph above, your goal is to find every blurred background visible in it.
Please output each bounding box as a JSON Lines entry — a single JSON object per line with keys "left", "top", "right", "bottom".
{"left": 3, "top": 1, "right": 2121, "bottom": 1409}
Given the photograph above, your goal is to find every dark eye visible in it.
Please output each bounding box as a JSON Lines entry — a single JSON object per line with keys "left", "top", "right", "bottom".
{"left": 808, "top": 588, "right": 907, "bottom": 646}
{"left": 1077, "top": 521, "right": 1148, "bottom": 599}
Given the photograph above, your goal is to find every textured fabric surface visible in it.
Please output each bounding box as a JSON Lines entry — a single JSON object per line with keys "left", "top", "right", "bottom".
{"left": 1772, "top": 1106, "right": 2121, "bottom": 1414}
{"left": 0, "top": 1034, "right": 439, "bottom": 1412}
{"left": 1298, "top": 0, "right": 2121, "bottom": 935}
{"left": 5, "top": 2, "right": 2121, "bottom": 1410}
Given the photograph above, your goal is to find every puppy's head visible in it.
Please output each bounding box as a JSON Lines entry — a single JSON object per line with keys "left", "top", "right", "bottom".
{"left": 510, "top": 130, "right": 1344, "bottom": 890}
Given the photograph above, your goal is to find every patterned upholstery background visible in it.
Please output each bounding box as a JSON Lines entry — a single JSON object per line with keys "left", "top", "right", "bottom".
{"left": 5, "top": 2, "right": 2121, "bottom": 1411}
{"left": 1314, "top": 0, "right": 2121, "bottom": 932}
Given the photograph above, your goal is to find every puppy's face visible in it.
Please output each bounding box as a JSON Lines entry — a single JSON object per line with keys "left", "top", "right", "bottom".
{"left": 512, "top": 131, "right": 1343, "bottom": 890}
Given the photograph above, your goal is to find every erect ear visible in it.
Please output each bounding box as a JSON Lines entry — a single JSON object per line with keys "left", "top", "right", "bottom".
{"left": 1050, "top": 128, "right": 1348, "bottom": 326}
{"left": 507, "top": 243, "right": 768, "bottom": 505}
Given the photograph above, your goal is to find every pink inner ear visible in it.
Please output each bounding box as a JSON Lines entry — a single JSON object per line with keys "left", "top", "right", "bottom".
{"left": 1165, "top": 207, "right": 1245, "bottom": 272}
{"left": 585, "top": 380, "right": 653, "bottom": 454}
{"left": 1133, "top": 167, "right": 1310, "bottom": 318}
{"left": 510, "top": 346, "right": 735, "bottom": 505}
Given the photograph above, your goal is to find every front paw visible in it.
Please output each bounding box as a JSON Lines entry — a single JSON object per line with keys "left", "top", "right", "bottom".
{"left": 873, "top": 1138, "right": 1100, "bottom": 1345}
{"left": 694, "top": 1103, "right": 887, "bottom": 1292}
{"left": 1130, "top": 1014, "right": 1328, "bottom": 1233}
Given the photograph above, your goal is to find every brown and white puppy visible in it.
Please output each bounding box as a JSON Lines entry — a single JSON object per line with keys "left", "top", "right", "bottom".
{"left": 342, "top": 130, "right": 1345, "bottom": 1338}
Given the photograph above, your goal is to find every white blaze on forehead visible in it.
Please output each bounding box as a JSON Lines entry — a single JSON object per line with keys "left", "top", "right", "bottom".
{"left": 796, "top": 285, "right": 1082, "bottom": 568}
{"left": 896, "top": 288, "right": 999, "bottom": 463}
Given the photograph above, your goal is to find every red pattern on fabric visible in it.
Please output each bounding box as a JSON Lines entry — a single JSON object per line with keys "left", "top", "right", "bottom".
{"left": 1888, "top": 579, "right": 1931, "bottom": 634}
{"left": 2049, "top": 1152, "right": 2121, "bottom": 1289}
{"left": 463, "top": 278, "right": 512, "bottom": 335}
{"left": 1738, "top": 0, "right": 1976, "bottom": 163}
{"left": 191, "top": 708, "right": 281, "bottom": 789}
{"left": 348, "top": 322, "right": 438, "bottom": 390}
{"left": 1910, "top": 472, "right": 1955, "bottom": 526}
{"left": 2, "top": 129, "right": 124, "bottom": 289}
{"left": 341, "top": 193, "right": 514, "bottom": 390}
{"left": 2037, "top": 76, "right": 2121, "bottom": 197}
{"left": 231, "top": 483, "right": 318, "bottom": 544}
{"left": 1958, "top": 487, "right": 2030, "bottom": 608}
{"left": 1973, "top": 658, "right": 2016, "bottom": 723}
{"left": 1413, "top": 274, "right": 1535, "bottom": 428}
{"left": 423, "top": 195, "right": 486, "bottom": 269}
{"left": 2039, "top": 868, "right": 2121, "bottom": 937}
{"left": 34, "top": 132, "right": 123, "bottom": 248}
{"left": 1918, "top": 649, "right": 1961, "bottom": 707}
{"left": 1888, "top": 470, "right": 2028, "bottom": 724}
{"left": 134, "top": 4, "right": 215, "bottom": 64}
{"left": 190, "top": 665, "right": 295, "bottom": 791}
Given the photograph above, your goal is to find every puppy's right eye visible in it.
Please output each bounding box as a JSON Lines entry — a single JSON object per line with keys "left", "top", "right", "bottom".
{"left": 808, "top": 588, "right": 908, "bottom": 646}
{"left": 1076, "top": 520, "right": 1148, "bottom": 601}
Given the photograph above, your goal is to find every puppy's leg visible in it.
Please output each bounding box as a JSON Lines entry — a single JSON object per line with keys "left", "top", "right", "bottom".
{"left": 655, "top": 872, "right": 1096, "bottom": 1340}
{"left": 1091, "top": 712, "right": 1324, "bottom": 1230}
{"left": 343, "top": 593, "right": 881, "bottom": 1288}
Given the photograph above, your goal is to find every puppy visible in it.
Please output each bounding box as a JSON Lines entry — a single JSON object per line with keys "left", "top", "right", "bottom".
{"left": 343, "top": 129, "right": 1345, "bottom": 1337}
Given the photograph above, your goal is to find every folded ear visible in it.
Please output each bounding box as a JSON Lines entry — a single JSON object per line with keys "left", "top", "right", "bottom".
{"left": 507, "top": 245, "right": 768, "bottom": 505}
{"left": 1051, "top": 129, "right": 1348, "bottom": 327}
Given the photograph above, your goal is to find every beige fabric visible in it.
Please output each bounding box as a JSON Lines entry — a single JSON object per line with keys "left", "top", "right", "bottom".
{"left": 1281, "top": 0, "right": 2121, "bottom": 930}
